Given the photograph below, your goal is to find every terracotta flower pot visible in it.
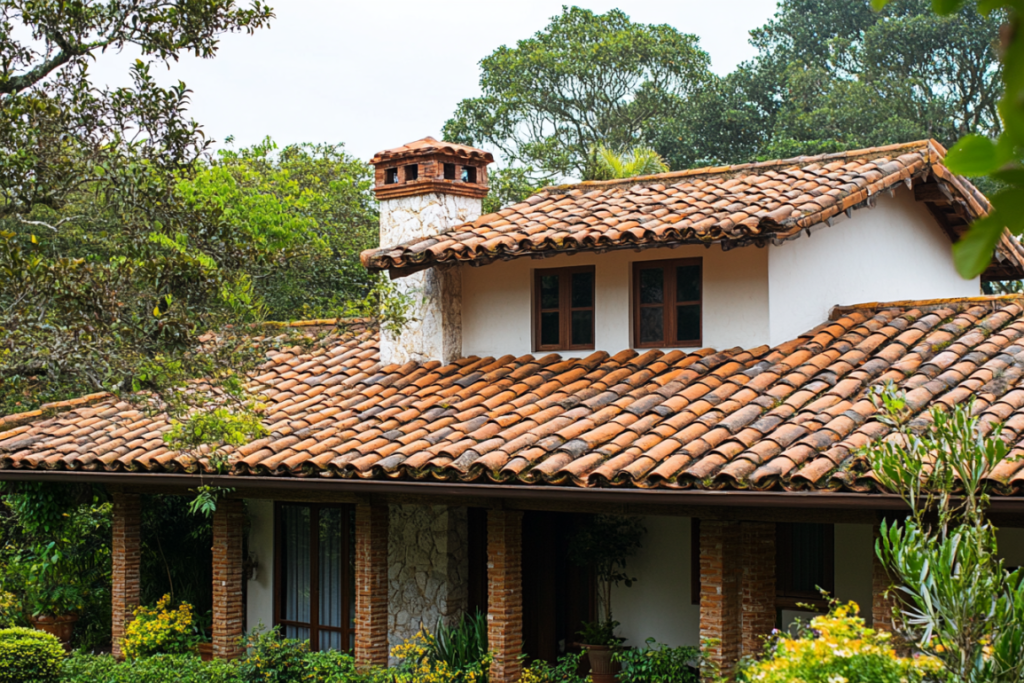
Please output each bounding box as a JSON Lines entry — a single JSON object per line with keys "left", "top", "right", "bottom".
{"left": 582, "top": 644, "right": 621, "bottom": 683}
{"left": 198, "top": 642, "right": 214, "bottom": 661}
{"left": 29, "top": 613, "right": 78, "bottom": 652}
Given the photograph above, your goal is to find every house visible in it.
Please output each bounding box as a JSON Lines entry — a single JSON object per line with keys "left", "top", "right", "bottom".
{"left": 4, "top": 137, "right": 1024, "bottom": 681}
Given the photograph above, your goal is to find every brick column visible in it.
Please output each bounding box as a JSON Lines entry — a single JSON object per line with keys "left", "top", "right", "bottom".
{"left": 699, "top": 520, "right": 743, "bottom": 677}
{"left": 741, "top": 522, "right": 776, "bottom": 657}
{"left": 111, "top": 492, "right": 141, "bottom": 659}
{"left": 355, "top": 503, "right": 389, "bottom": 669}
{"left": 487, "top": 510, "right": 523, "bottom": 683}
{"left": 212, "top": 498, "right": 245, "bottom": 659}
{"left": 872, "top": 524, "right": 896, "bottom": 631}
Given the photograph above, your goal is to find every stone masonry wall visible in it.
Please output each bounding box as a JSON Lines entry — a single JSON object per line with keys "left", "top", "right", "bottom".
{"left": 378, "top": 192, "right": 480, "bottom": 365}
{"left": 388, "top": 505, "right": 469, "bottom": 657}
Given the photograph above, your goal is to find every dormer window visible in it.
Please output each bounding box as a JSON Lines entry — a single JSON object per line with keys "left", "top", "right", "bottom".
{"left": 534, "top": 266, "right": 595, "bottom": 351}
{"left": 632, "top": 258, "right": 702, "bottom": 348}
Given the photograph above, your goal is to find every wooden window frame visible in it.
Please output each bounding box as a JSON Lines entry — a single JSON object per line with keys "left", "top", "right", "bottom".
{"left": 273, "top": 502, "right": 356, "bottom": 652}
{"left": 631, "top": 258, "right": 703, "bottom": 348}
{"left": 533, "top": 266, "right": 596, "bottom": 352}
{"left": 775, "top": 522, "right": 834, "bottom": 611}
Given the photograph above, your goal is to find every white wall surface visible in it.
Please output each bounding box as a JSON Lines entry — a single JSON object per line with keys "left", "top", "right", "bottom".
{"left": 768, "top": 189, "right": 980, "bottom": 345}
{"left": 610, "top": 516, "right": 700, "bottom": 648}
{"left": 246, "top": 499, "right": 275, "bottom": 634}
{"left": 461, "top": 244, "right": 770, "bottom": 359}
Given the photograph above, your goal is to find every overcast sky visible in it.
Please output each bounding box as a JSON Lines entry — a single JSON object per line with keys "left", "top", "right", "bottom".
{"left": 88, "top": 0, "right": 780, "bottom": 163}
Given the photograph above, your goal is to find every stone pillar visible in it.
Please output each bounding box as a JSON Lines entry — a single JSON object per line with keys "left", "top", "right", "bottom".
{"left": 212, "top": 499, "right": 245, "bottom": 659}
{"left": 387, "top": 505, "right": 468, "bottom": 656}
{"left": 487, "top": 510, "right": 523, "bottom": 683}
{"left": 699, "top": 520, "right": 743, "bottom": 677}
{"left": 872, "top": 524, "right": 896, "bottom": 631}
{"left": 741, "top": 522, "right": 776, "bottom": 657}
{"left": 355, "top": 503, "right": 390, "bottom": 669}
{"left": 111, "top": 492, "right": 141, "bottom": 660}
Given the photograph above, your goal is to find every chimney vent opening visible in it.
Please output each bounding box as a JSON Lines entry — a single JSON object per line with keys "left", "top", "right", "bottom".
{"left": 443, "top": 163, "right": 456, "bottom": 180}
{"left": 385, "top": 168, "right": 398, "bottom": 184}
{"left": 404, "top": 164, "right": 419, "bottom": 182}
{"left": 461, "top": 166, "right": 477, "bottom": 183}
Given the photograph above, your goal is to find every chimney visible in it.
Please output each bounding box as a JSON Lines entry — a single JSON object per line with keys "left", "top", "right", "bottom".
{"left": 369, "top": 137, "right": 493, "bottom": 365}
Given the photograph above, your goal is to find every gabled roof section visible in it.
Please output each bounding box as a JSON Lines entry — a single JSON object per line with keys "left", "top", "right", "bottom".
{"left": 361, "top": 140, "right": 1024, "bottom": 281}
{"left": 6, "top": 296, "right": 1024, "bottom": 495}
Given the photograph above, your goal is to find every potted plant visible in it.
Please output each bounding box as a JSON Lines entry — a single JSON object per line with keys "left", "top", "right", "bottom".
{"left": 568, "top": 515, "right": 646, "bottom": 683}
{"left": 195, "top": 610, "right": 214, "bottom": 661}
{"left": 22, "top": 544, "right": 87, "bottom": 651}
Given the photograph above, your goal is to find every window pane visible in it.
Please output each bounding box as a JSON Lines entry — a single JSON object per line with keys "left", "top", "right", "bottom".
{"left": 571, "top": 310, "right": 593, "bottom": 346}
{"left": 790, "top": 523, "right": 826, "bottom": 594}
{"left": 540, "top": 275, "right": 560, "bottom": 309}
{"left": 319, "top": 508, "right": 344, "bottom": 629}
{"left": 639, "top": 268, "right": 663, "bottom": 304}
{"left": 639, "top": 307, "right": 664, "bottom": 344}
{"left": 320, "top": 630, "right": 343, "bottom": 651}
{"left": 571, "top": 271, "right": 594, "bottom": 308}
{"left": 285, "top": 624, "right": 310, "bottom": 641}
{"left": 541, "top": 311, "right": 560, "bottom": 346}
{"left": 281, "top": 505, "right": 311, "bottom": 626}
{"left": 676, "top": 305, "right": 700, "bottom": 343}
{"left": 676, "top": 265, "right": 701, "bottom": 302}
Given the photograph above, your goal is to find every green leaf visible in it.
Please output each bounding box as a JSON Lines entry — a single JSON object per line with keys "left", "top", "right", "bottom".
{"left": 952, "top": 214, "right": 1005, "bottom": 278}
{"left": 944, "top": 135, "right": 1002, "bottom": 176}
{"left": 870, "top": 0, "right": 891, "bottom": 9}
{"left": 931, "top": 0, "right": 967, "bottom": 13}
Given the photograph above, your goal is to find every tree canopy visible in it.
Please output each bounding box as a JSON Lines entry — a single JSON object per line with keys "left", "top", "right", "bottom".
{"left": 442, "top": 6, "right": 713, "bottom": 181}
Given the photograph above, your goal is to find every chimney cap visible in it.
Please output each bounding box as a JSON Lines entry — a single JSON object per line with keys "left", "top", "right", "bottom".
{"left": 370, "top": 136, "right": 494, "bottom": 166}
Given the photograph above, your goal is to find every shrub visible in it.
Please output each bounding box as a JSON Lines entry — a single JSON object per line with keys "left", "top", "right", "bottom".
{"left": 614, "top": 639, "right": 699, "bottom": 683}
{"left": 736, "top": 602, "right": 940, "bottom": 683}
{"left": 62, "top": 652, "right": 240, "bottom": 683}
{"left": 236, "top": 625, "right": 309, "bottom": 683}
{"left": 301, "top": 649, "right": 361, "bottom": 683}
{"left": 519, "top": 652, "right": 589, "bottom": 683}
{"left": 391, "top": 627, "right": 492, "bottom": 683}
{"left": 428, "top": 611, "right": 488, "bottom": 673}
{"left": 0, "top": 591, "right": 20, "bottom": 628}
{"left": 0, "top": 626, "right": 64, "bottom": 683}
{"left": 121, "top": 594, "right": 198, "bottom": 659}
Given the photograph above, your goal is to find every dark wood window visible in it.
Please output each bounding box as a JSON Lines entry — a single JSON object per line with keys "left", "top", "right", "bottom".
{"left": 632, "top": 258, "right": 702, "bottom": 348}
{"left": 533, "top": 266, "right": 596, "bottom": 352}
{"left": 776, "top": 522, "right": 834, "bottom": 611}
{"left": 275, "top": 503, "right": 355, "bottom": 651}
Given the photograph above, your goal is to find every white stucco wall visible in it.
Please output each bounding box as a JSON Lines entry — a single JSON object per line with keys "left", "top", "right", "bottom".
{"left": 768, "top": 188, "right": 980, "bottom": 345}
{"left": 610, "top": 516, "right": 700, "bottom": 648}
{"left": 246, "top": 499, "right": 275, "bottom": 633}
{"left": 461, "top": 244, "right": 770, "bottom": 359}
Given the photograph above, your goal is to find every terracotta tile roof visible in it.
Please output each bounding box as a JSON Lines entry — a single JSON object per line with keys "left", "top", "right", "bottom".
{"left": 7, "top": 296, "right": 1024, "bottom": 495}
{"left": 361, "top": 140, "right": 1024, "bottom": 281}
{"left": 369, "top": 137, "right": 494, "bottom": 165}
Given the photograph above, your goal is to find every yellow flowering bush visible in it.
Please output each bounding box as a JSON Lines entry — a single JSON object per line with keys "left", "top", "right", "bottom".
{"left": 738, "top": 602, "right": 941, "bottom": 683}
{"left": 0, "top": 591, "right": 20, "bottom": 628}
{"left": 390, "top": 628, "right": 492, "bottom": 683}
{"left": 121, "top": 594, "right": 198, "bottom": 659}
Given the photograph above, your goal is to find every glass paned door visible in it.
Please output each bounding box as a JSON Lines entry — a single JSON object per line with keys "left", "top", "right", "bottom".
{"left": 276, "top": 504, "right": 355, "bottom": 651}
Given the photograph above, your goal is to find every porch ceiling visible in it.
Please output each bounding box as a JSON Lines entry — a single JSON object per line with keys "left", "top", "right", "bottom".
{"left": 5, "top": 295, "right": 1024, "bottom": 495}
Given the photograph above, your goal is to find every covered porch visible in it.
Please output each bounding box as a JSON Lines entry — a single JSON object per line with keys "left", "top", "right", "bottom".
{"left": 94, "top": 478, "right": 1024, "bottom": 681}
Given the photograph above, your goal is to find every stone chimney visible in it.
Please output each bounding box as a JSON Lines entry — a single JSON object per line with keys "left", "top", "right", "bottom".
{"left": 369, "top": 137, "right": 493, "bottom": 365}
